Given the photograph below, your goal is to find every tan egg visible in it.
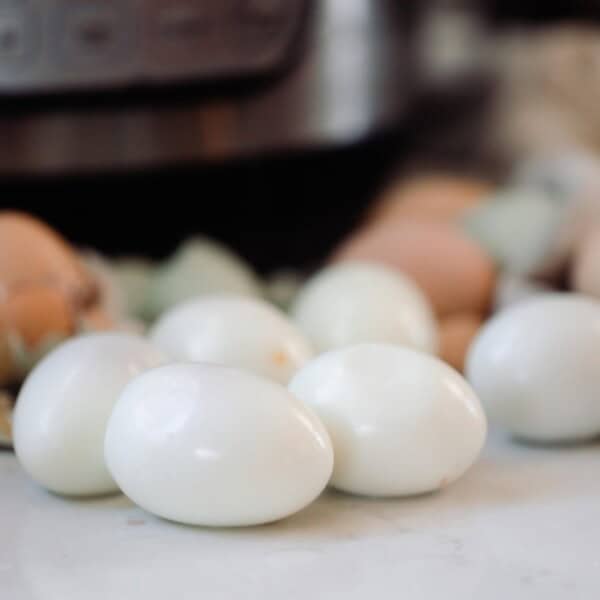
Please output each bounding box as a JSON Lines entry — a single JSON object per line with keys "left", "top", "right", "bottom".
{"left": 439, "top": 313, "right": 484, "bottom": 373}
{"left": 0, "top": 211, "right": 95, "bottom": 304}
{"left": 571, "top": 228, "right": 600, "bottom": 298}
{"left": 367, "top": 174, "right": 492, "bottom": 228}
{"left": 0, "top": 284, "right": 75, "bottom": 385}
{"left": 333, "top": 222, "right": 496, "bottom": 316}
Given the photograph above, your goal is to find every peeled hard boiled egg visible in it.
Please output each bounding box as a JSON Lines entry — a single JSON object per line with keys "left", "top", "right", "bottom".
{"left": 289, "top": 344, "right": 486, "bottom": 497}
{"left": 105, "top": 363, "right": 333, "bottom": 526}
{"left": 150, "top": 296, "right": 313, "bottom": 384}
{"left": 466, "top": 294, "right": 600, "bottom": 442}
{"left": 13, "top": 333, "right": 166, "bottom": 496}
{"left": 290, "top": 262, "right": 438, "bottom": 354}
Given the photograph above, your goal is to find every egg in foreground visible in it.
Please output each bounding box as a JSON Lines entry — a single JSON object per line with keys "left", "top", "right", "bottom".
{"left": 105, "top": 363, "right": 333, "bottom": 526}
{"left": 289, "top": 344, "right": 487, "bottom": 497}
{"left": 13, "top": 333, "right": 166, "bottom": 496}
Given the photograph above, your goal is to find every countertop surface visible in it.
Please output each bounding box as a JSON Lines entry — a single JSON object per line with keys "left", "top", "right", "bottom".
{"left": 1, "top": 431, "right": 599, "bottom": 600}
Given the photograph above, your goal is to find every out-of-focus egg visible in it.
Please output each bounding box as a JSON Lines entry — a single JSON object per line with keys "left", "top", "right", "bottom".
{"left": 143, "top": 238, "right": 262, "bottom": 320}
{"left": 333, "top": 223, "right": 496, "bottom": 317}
{"left": 291, "top": 262, "right": 438, "bottom": 354}
{"left": 571, "top": 228, "right": 600, "bottom": 298}
{"left": 111, "top": 258, "right": 155, "bottom": 319}
{"left": 13, "top": 333, "right": 166, "bottom": 496}
{"left": 150, "top": 296, "right": 314, "bottom": 384}
{"left": 493, "top": 272, "right": 552, "bottom": 312}
{"left": 289, "top": 344, "right": 487, "bottom": 497}
{"left": 0, "top": 211, "right": 95, "bottom": 303}
{"left": 514, "top": 153, "right": 600, "bottom": 276}
{"left": 105, "top": 363, "right": 333, "bottom": 526}
{"left": 466, "top": 294, "right": 600, "bottom": 442}
{"left": 439, "top": 313, "right": 483, "bottom": 372}
{"left": 0, "top": 284, "right": 75, "bottom": 385}
{"left": 461, "top": 187, "right": 566, "bottom": 278}
{"left": 367, "top": 173, "right": 492, "bottom": 227}
{"left": 263, "top": 269, "right": 305, "bottom": 311}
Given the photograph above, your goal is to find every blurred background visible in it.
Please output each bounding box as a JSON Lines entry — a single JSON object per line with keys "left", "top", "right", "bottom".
{"left": 2, "top": 0, "right": 600, "bottom": 270}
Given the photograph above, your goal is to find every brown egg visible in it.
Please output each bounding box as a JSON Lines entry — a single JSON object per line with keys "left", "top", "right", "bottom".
{"left": 333, "top": 222, "right": 496, "bottom": 316}
{"left": 0, "top": 211, "right": 95, "bottom": 304}
{"left": 0, "top": 284, "right": 75, "bottom": 385}
{"left": 367, "top": 174, "right": 492, "bottom": 228}
{"left": 439, "top": 313, "right": 484, "bottom": 373}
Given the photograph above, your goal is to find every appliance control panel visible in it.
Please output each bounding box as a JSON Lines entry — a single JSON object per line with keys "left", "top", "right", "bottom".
{"left": 0, "top": 0, "right": 309, "bottom": 94}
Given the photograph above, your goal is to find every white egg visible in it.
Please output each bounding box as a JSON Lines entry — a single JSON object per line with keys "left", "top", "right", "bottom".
{"left": 289, "top": 344, "right": 486, "bottom": 497}
{"left": 290, "top": 262, "right": 438, "bottom": 354}
{"left": 144, "top": 238, "right": 261, "bottom": 320}
{"left": 104, "top": 363, "right": 333, "bottom": 526}
{"left": 466, "top": 294, "right": 600, "bottom": 442}
{"left": 150, "top": 296, "right": 314, "bottom": 384}
{"left": 13, "top": 333, "right": 166, "bottom": 496}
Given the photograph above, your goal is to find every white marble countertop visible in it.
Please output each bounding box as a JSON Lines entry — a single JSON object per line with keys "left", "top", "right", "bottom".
{"left": 1, "top": 431, "right": 599, "bottom": 600}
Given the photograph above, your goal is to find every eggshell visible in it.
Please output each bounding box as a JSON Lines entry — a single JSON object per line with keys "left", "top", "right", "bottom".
{"left": 0, "top": 212, "right": 95, "bottom": 304}
{"left": 367, "top": 174, "right": 492, "bottom": 227}
{"left": 514, "top": 153, "right": 600, "bottom": 276}
{"left": 0, "top": 284, "right": 75, "bottom": 385}
{"left": 461, "top": 187, "right": 565, "bottom": 278}
{"left": 13, "top": 333, "right": 166, "bottom": 496}
{"left": 291, "top": 262, "right": 438, "bottom": 354}
{"left": 150, "top": 296, "right": 314, "bottom": 384}
{"left": 289, "top": 343, "right": 487, "bottom": 496}
{"left": 333, "top": 223, "right": 496, "bottom": 316}
{"left": 105, "top": 363, "right": 333, "bottom": 526}
{"left": 466, "top": 294, "right": 600, "bottom": 442}
{"left": 571, "top": 228, "right": 600, "bottom": 298}
{"left": 111, "top": 258, "right": 155, "bottom": 319}
{"left": 143, "top": 238, "right": 261, "bottom": 320}
{"left": 439, "top": 313, "right": 483, "bottom": 373}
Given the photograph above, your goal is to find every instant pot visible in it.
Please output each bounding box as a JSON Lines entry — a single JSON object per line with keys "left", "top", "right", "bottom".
{"left": 0, "top": 0, "right": 412, "bottom": 175}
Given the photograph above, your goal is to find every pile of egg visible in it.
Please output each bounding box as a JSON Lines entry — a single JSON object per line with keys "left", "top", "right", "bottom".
{"left": 4, "top": 151, "right": 600, "bottom": 527}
